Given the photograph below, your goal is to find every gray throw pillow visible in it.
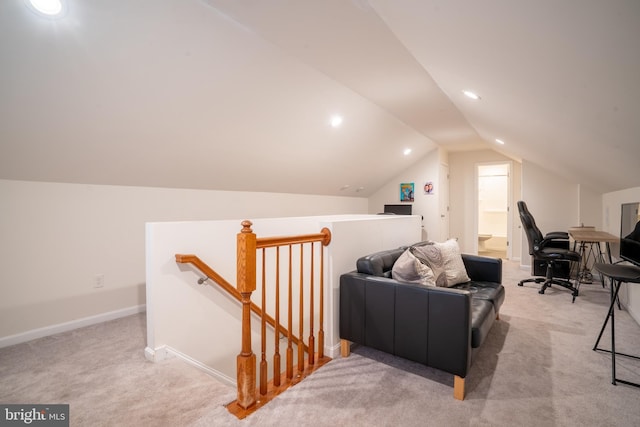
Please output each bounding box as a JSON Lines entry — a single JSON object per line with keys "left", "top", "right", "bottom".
{"left": 391, "top": 248, "right": 436, "bottom": 286}
{"left": 409, "top": 245, "right": 448, "bottom": 287}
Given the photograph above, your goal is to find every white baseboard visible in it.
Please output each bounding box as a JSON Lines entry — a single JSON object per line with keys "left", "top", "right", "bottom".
{"left": 145, "top": 344, "right": 236, "bottom": 387}
{"left": 326, "top": 342, "right": 342, "bottom": 359}
{"left": 145, "top": 342, "right": 342, "bottom": 387}
{"left": 0, "top": 305, "right": 146, "bottom": 349}
{"left": 144, "top": 345, "right": 174, "bottom": 362}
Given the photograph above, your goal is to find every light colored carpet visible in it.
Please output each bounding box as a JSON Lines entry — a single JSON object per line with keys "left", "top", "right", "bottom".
{"left": 2, "top": 260, "right": 640, "bottom": 426}
{"left": 0, "top": 314, "right": 236, "bottom": 426}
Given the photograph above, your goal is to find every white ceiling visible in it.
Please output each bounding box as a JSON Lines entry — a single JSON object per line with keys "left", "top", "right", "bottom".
{"left": 1, "top": 0, "right": 639, "bottom": 196}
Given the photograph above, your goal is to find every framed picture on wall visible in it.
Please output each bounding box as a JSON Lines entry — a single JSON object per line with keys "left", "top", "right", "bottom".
{"left": 424, "top": 181, "right": 434, "bottom": 195}
{"left": 400, "top": 182, "right": 414, "bottom": 202}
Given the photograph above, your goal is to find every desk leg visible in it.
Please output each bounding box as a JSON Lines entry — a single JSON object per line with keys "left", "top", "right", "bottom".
{"left": 595, "top": 243, "right": 605, "bottom": 287}
{"left": 579, "top": 242, "right": 591, "bottom": 283}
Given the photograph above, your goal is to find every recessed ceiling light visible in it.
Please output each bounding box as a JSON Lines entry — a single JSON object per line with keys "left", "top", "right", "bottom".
{"left": 339, "top": 185, "right": 350, "bottom": 191}
{"left": 403, "top": 148, "right": 412, "bottom": 155}
{"left": 462, "top": 90, "right": 481, "bottom": 100}
{"left": 495, "top": 138, "right": 505, "bottom": 145}
{"left": 27, "top": 0, "right": 63, "bottom": 16}
{"left": 330, "top": 115, "right": 343, "bottom": 128}
{"left": 355, "top": 187, "right": 365, "bottom": 192}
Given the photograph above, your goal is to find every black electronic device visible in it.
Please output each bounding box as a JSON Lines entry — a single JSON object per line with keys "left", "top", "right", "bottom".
{"left": 383, "top": 204, "right": 412, "bottom": 215}
{"left": 620, "top": 202, "right": 640, "bottom": 267}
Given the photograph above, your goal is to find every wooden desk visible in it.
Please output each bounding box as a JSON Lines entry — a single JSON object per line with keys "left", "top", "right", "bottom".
{"left": 569, "top": 229, "right": 619, "bottom": 246}
{"left": 569, "top": 229, "right": 618, "bottom": 282}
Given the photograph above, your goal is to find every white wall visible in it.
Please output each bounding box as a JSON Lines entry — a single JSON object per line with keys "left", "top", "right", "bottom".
{"left": 145, "top": 215, "right": 421, "bottom": 382}
{"left": 602, "top": 186, "right": 640, "bottom": 324}
{"left": 578, "top": 185, "right": 603, "bottom": 228}
{"left": 368, "top": 148, "right": 445, "bottom": 241}
{"left": 0, "top": 179, "right": 367, "bottom": 344}
{"left": 519, "top": 160, "right": 580, "bottom": 263}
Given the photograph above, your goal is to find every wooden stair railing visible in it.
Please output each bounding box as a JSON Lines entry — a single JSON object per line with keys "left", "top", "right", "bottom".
{"left": 176, "top": 220, "right": 332, "bottom": 419}
{"left": 174, "top": 254, "right": 308, "bottom": 353}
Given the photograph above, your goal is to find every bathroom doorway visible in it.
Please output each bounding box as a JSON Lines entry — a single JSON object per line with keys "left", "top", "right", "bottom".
{"left": 476, "top": 162, "right": 511, "bottom": 259}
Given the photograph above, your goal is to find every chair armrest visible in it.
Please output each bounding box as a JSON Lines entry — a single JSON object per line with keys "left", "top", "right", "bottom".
{"left": 462, "top": 254, "right": 502, "bottom": 284}
{"left": 538, "top": 235, "right": 571, "bottom": 251}
{"left": 545, "top": 231, "right": 569, "bottom": 240}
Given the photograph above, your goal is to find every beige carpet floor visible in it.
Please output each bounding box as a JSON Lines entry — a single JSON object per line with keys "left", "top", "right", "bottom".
{"left": 2, "top": 260, "right": 640, "bottom": 426}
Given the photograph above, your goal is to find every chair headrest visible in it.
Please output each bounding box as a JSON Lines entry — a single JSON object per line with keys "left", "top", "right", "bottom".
{"left": 518, "top": 200, "right": 544, "bottom": 255}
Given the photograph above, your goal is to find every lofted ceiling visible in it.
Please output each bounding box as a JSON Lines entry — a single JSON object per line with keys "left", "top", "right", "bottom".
{"left": 1, "top": 0, "right": 639, "bottom": 196}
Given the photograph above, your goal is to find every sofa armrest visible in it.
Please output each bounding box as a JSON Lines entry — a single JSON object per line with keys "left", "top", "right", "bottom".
{"left": 401, "top": 283, "right": 472, "bottom": 378}
{"left": 462, "top": 254, "right": 502, "bottom": 284}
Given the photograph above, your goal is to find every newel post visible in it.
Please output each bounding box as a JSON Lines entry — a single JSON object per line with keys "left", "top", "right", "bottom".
{"left": 236, "top": 220, "right": 257, "bottom": 409}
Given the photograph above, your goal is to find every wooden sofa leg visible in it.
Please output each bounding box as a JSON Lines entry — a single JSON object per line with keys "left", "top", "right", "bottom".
{"left": 453, "top": 375, "right": 465, "bottom": 400}
{"left": 340, "top": 339, "right": 351, "bottom": 357}
{"left": 496, "top": 312, "right": 500, "bottom": 320}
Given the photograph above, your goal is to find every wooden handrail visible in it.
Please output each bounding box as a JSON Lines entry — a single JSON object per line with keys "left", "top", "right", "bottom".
{"left": 174, "top": 253, "right": 308, "bottom": 353}
{"left": 256, "top": 228, "right": 332, "bottom": 249}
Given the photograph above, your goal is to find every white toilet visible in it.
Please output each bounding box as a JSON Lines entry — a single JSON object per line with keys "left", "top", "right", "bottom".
{"left": 478, "top": 234, "right": 492, "bottom": 251}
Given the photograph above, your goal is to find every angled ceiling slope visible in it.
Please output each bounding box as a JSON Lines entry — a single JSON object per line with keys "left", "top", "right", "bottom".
{"left": 1, "top": 0, "right": 639, "bottom": 196}
{"left": 371, "top": 0, "right": 640, "bottom": 193}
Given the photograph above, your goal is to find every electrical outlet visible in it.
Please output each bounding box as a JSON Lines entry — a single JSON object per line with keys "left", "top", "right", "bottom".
{"left": 94, "top": 274, "right": 105, "bottom": 288}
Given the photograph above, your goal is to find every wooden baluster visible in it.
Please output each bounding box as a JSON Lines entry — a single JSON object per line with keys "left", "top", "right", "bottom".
{"left": 236, "top": 220, "right": 256, "bottom": 409}
{"left": 308, "top": 243, "right": 315, "bottom": 366}
{"left": 318, "top": 243, "right": 324, "bottom": 359}
{"left": 286, "top": 245, "right": 293, "bottom": 380}
{"left": 260, "top": 249, "right": 267, "bottom": 395}
{"left": 298, "top": 243, "right": 305, "bottom": 372}
{"left": 273, "top": 247, "right": 281, "bottom": 387}
{"left": 318, "top": 227, "right": 331, "bottom": 360}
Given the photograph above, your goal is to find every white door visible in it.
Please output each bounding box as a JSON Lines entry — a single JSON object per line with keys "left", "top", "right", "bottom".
{"left": 476, "top": 162, "right": 511, "bottom": 258}
{"left": 439, "top": 163, "right": 450, "bottom": 241}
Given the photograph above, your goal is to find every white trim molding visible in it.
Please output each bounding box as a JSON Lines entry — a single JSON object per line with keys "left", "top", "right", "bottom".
{"left": 0, "top": 305, "right": 146, "bottom": 349}
{"left": 145, "top": 344, "right": 236, "bottom": 387}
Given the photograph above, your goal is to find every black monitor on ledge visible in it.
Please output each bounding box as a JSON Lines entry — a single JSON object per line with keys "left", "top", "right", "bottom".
{"left": 383, "top": 204, "right": 412, "bottom": 215}
{"left": 620, "top": 202, "right": 640, "bottom": 267}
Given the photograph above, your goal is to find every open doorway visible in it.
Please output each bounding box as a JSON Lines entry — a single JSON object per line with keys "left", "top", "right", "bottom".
{"left": 476, "top": 163, "right": 511, "bottom": 259}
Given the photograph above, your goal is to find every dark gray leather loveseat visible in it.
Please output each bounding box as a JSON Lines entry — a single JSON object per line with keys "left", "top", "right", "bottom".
{"left": 339, "top": 246, "right": 504, "bottom": 400}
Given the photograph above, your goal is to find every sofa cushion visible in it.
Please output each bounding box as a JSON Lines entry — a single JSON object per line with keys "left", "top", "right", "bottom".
{"left": 453, "top": 281, "right": 506, "bottom": 313}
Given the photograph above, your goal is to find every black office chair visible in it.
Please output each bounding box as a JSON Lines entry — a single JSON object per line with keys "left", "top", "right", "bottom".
{"left": 517, "top": 200, "right": 582, "bottom": 302}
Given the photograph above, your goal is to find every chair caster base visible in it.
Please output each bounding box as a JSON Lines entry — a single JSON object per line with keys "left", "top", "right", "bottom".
{"left": 519, "top": 278, "right": 544, "bottom": 287}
